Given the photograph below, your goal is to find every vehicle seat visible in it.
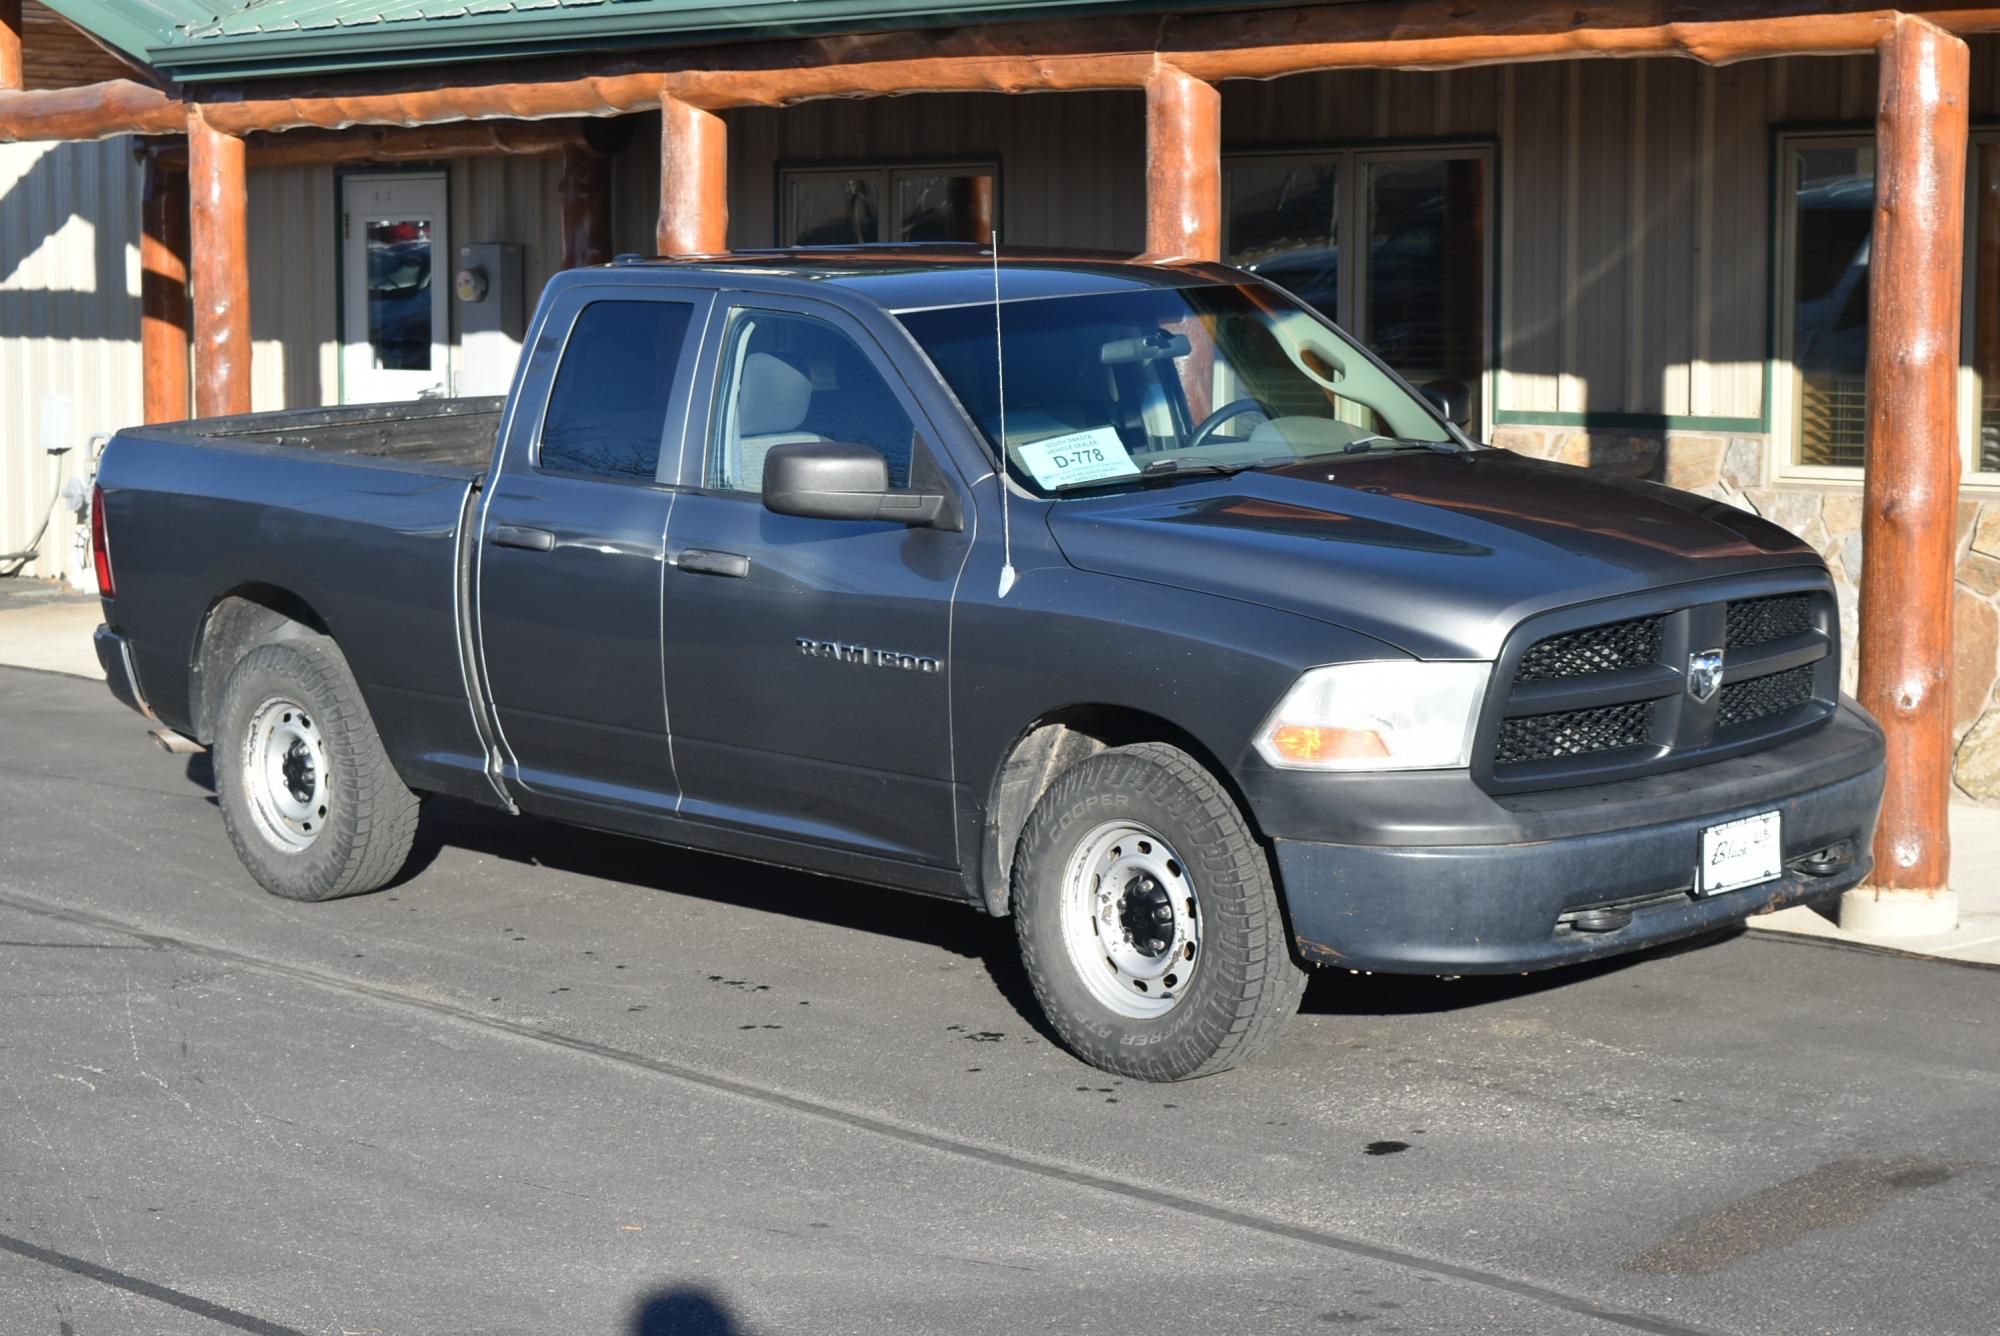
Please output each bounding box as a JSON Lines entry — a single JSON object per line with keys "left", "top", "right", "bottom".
{"left": 732, "top": 352, "right": 823, "bottom": 490}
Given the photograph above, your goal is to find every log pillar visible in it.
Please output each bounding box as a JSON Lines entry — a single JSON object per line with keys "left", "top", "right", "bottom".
{"left": 657, "top": 94, "right": 727, "bottom": 255}
{"left": 1144, "top": 64, "right": 1221, "bottom": 262}
{"left": 0, "top": 0, "right": 22, "bottom": 92}
{"left": 188, "top": 112, "right": 252, "bottom": 418}
{"left": 1846, "top": 14, "right": 1970, "bottom": 937}
{"left": 140, "top": 152, "right": 191, "bottom": 424}
{"left": 558, "top": 143, "right": 612, "bottom": 269}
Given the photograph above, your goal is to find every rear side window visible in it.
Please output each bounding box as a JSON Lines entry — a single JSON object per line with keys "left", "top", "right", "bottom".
{"left": 538, "top": 300, "right": 694, "bottom": 481}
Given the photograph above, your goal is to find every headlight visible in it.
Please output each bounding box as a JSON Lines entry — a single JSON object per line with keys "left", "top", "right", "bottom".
{"left": 1253, "top": 660, "right": 1491, "bottom": 771}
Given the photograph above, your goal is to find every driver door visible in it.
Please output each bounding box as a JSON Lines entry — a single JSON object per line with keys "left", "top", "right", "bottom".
{"left": 661, "top": 296, "right": 971, "bottom": 868}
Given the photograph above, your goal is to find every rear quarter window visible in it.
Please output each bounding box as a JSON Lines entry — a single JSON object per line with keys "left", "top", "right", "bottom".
{"left": 538, "top": 301, "right": 694, "bottom": 481}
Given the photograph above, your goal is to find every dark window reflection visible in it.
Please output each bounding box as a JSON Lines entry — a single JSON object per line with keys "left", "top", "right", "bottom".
{"left": 788, "top": 177, "right": 879, "bottom": 246}
{"left": 539, "top": 302, "right": 694, "bottom": 481}
{"left": 1791, "top": 146, "right": 1875, "bottom": 469}
{"left": 1228, "top": 161, "right": 1339, "bottom": 314}
{"left": 1365, "top": 158, "right": 1486, "bottom": 433}
{"left": 1976, "top": 142, "right": 2000, "bottom": 474}
{"left": 366, "top": 217, "right": 432, "bottom": 372}
{"left": 894, "top": 173, "right": 995, "bottom": 242}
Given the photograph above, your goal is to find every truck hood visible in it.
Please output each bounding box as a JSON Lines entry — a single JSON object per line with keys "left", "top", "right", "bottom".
{"left": 1042, "top": 449, "right": 1821, "bottom": 660}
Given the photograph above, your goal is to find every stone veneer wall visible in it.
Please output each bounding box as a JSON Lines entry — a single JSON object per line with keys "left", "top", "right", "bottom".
{"left": 1491, "top": 426, "right": 2000, "bottom": 800}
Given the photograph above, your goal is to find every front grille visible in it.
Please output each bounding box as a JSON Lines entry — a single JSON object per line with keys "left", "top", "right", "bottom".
{"left": 1717, "top": 665, "right": 1816, "bottom": 731}
{"left": 1726, "top": 594, "right": 1815, "bottom": 649}
{"left": 1517, "top": 616, "right": 1663, "bottom": 681}
{"left": 1481, "top": 582, "right": 1836, "bottom": 793}
{"left": 1495, "top": 701, "right": 1653, "bottom": 766}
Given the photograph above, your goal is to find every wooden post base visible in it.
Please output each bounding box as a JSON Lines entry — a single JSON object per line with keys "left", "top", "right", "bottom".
{"left": 1839, "top": 887, "right": 1959, "bottom": 938}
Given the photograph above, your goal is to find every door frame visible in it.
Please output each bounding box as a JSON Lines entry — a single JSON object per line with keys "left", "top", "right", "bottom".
{"left": 337, "top": 167, "right": 453, "bottom": 405}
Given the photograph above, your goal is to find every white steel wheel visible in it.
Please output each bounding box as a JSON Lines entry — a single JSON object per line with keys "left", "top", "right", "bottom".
{"left": 214, "top": 636, "right": 419, "bottom": 902}
{"left": 1058, "top": 820, "right": 1202, "bottom": 1019}
{"left": 242, "top": 695, "right": 328, "bottom": 851}
{"left": 1013, "top": 742, "right": 1306, "bottom": 1081}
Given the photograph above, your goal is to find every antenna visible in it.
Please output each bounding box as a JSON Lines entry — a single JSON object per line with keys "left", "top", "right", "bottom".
{"left": 992, "top": 231, "right": 1016, "bottom": 599}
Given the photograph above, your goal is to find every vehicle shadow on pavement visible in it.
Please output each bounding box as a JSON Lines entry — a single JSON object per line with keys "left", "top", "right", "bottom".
{"left": 403, "top": 796, "right": 1068, "bottom": 1046}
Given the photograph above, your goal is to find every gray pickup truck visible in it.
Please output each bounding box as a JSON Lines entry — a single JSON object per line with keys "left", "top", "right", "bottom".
{"left": 92, "top": 247, "right": 1885, "bottom": 1080}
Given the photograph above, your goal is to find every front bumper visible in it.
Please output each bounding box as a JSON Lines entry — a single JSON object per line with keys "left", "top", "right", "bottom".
{"left": 1273, "top": 702, "right": 1884, "bottom": 974}
{"left": 94, "top": 623, "right": 153, "bottom": 720}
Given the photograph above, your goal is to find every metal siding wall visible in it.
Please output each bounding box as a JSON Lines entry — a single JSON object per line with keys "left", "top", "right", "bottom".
{"left": 706, "top": 92, "right": 1145, "bottom": 251}
{"left": 248, "top": 164, "right": 336, "bottom": 412}
{"left": 0, "top": 137, "right": 142, "bottom": 583}
{"left": 455, "top": 154, "right": 565, "bottom": 379}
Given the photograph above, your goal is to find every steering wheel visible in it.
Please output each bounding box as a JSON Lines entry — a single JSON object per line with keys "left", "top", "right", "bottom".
{"left": 1185, "top": 398, "right": 1269, "bottom": 452}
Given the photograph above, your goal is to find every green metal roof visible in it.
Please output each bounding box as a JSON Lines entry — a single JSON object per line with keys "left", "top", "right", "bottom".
{"left": 40, "top": 0, "right": 1202, "bottom": 82}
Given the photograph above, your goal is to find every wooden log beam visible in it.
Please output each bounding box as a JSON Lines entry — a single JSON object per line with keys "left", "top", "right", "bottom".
{"left": 141, "top": 152, "right": 191, "bottom": 425}
{"left": 141, "top": 119, "right": 591, "bottom": 170}
{"left": 559, "top": 142, "right": 612, "bottom": 269}
{"left": 188, "top": 112, "right": 252, "bottom": 419}
{"left": 657, "top": 93, "right": 727, "bottom": 255}
{"left": 0, "top": 78, "right": 182, "bottom": 142}
{"left": 1143, "top": 64, "right": 1220, "bottom": 263}
{"left": 1849, "top": 13, "right": 1970, "bottom": 934}
{"left": 1, "top": 0, "right": 22, "bottom": 92}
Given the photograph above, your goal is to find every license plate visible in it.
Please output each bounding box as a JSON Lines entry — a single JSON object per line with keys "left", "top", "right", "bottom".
{"left": 1698, "top": 811, "right": 1783, "bottom": 896}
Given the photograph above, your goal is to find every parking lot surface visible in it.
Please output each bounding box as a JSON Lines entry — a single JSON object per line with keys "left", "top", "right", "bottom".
{"left": 3, "top": 666, "right": 1997, "bottom": 1335}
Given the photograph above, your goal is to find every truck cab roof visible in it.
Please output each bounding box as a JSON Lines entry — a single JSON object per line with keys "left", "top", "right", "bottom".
{"left": 579, "top": 245, "right": 1240, "bottom": 313}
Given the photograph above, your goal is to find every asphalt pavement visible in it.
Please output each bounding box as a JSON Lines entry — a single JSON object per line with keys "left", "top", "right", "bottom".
{"left": 2, "top": 664, "right": 1997, "bottom": 1336}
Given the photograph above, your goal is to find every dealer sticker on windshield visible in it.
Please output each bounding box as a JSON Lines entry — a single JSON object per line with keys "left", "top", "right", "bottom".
{"left": 1016, "top": 427, "right": 1139, "bottom": 490}
{"left": 1697, "top": 810, "right": 1782, "bottom": 896}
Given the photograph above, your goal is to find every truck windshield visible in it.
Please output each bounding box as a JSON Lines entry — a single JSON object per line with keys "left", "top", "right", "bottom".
{"left": 897, "top": 282, "right": 1455, "bottom": 495}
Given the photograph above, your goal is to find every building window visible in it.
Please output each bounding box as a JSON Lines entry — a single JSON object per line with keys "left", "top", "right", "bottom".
{"left": 1225, "top": 146, "right": 1492, "bottom": 435}
{"left": 779, "top": 164, "right": 997, "bottom": 246}
{"left": 1974, "top": 140, "right": 2000, "bottom": 476}
{"left": 1778, "top": 130, "right": 2000, "bottom": 483}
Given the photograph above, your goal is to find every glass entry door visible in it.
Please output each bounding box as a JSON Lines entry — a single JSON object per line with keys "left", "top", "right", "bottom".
{"left": 341, "top": 173, "right": 449, "bottom": 404}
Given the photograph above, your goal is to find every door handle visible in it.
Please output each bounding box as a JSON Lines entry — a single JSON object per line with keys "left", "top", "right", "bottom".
{"left": 674, "top": 548, "right": 750, "bottom": 578}
{"left": 491, "top": 525, "right": 556, "bottom": 552}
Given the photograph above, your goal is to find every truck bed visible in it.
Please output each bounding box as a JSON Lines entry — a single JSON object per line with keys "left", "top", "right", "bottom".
{"left": 169, "top": 396, "right": 503, "bottom": 473}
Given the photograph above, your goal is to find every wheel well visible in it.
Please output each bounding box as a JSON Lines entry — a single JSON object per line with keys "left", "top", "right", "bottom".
{"left": 977, "top": 706, "right": 1256, "bottom": 917}
{"left": 188, "top": 586, "right": 331, "bottom": 744}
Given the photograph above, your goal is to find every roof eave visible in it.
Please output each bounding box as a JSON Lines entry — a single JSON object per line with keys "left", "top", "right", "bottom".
{"left": 147, "top": 0, "right": 1214, "bottom": 83}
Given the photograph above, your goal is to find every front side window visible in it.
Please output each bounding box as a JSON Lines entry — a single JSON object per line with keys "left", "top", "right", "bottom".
{"left": 1225, "top": 147, "right": 1490, "bottom": 434}
{"left": 538, "top": 300, "right": 694, "bottom": 481}
{"left": 898, "top": 283, "right": 1453, "bottom": 496}
{"left": 781, "top": 164, "right": 997, "bottom": 246}
{"left": 710, "top": 310, "right": 920, "bottom": 493}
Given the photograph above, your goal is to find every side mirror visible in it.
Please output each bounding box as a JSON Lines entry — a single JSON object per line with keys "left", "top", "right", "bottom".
{"left": 1419, "top": 379, "right": 1471, "bottom": 430}
{"left": 762, "top": 441, "right": 956, "bottom": 529}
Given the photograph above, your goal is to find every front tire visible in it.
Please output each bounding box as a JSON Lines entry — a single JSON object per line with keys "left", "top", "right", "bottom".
{"left": 214, "top": 636, "right": 420, "bottom": 901}
{"left": 1013, "top": 742, "right": 1305, "bottom": 1080}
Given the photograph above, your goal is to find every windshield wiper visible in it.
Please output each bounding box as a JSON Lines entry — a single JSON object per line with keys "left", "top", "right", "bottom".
{"left": 1138, "top": 457, "right": 1257, "bottom": 478}
{"left": 1341, "top": 434, "right": 1467, "bottom": 455}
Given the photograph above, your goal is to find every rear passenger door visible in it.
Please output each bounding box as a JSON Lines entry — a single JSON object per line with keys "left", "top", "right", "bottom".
{"left": 476, "top": 285, "right": 711, "bottom": 819}
{"left": 660, "top": 295, "right": 972, "bottom": 868}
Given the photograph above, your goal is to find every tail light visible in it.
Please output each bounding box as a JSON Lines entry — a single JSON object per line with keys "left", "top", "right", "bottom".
{"left": 91, "top": 483, "right": 115, "bottom": 598}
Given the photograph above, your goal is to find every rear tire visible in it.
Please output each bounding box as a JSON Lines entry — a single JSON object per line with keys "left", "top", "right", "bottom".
{"left": 1013, "top": 742, "right": 1305, "bottom": 1080}
{"left": 214, "top": 637, "right": 420, "bottom": 901}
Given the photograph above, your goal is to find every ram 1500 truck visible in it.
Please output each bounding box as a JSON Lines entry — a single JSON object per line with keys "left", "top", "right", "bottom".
{"left": 92, "top": 247, "right": 1886, "bottom": 1080}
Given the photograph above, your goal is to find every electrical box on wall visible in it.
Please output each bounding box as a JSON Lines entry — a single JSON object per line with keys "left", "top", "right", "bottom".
{"left": 456, "top": 243, "right": 525, "bottom": 397}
